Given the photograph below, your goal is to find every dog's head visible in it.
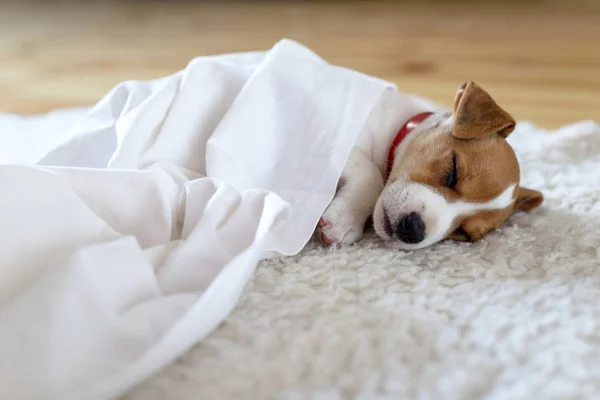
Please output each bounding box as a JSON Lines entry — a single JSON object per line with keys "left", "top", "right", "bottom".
{"left": 373, "top": 81, "right": 543, "bottom": 250}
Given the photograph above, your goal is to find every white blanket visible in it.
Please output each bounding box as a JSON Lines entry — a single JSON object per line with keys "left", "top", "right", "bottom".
{"left": 0, "top": 40, "right": 400, "bottom": 400}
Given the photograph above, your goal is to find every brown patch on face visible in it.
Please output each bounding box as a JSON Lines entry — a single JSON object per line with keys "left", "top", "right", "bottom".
{"left": 389, "top": 128, "right": 520, "bottom": 200}
{"left": 387, "top": 117, "right": 521, "bottom": 242}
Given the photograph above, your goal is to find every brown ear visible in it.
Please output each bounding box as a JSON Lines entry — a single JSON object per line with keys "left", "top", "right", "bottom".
{"left": 452, "top": 81, "right": 516, "bottom": 140}
{"left": 515, "top": 186, "right": 544, "bottom": 212}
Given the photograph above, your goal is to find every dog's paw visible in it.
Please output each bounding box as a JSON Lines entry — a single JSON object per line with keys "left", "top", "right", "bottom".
{"left": 317, "top": 201, "right": 365, "bottom": 246}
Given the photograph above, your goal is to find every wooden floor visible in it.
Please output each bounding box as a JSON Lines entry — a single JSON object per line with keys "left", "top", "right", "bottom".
{"left": 1, "top": 0, "right": 599, "bottom": 128}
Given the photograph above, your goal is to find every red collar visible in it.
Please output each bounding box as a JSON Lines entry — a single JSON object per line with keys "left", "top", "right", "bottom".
{"left": 386, "top": 111, "right": 433, "bottom": 179}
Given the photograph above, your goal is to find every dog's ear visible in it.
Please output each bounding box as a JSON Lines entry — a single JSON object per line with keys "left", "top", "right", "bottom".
{"left": 514, "top": 186, "right": 544, "bottom": 212}
{"left": 452, "top": 81, "right": 516, "bottom": 140}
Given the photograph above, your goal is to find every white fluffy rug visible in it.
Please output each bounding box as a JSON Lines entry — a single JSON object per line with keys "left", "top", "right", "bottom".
{"left": 127, "top": 120, "right": 600, "bottom": 400}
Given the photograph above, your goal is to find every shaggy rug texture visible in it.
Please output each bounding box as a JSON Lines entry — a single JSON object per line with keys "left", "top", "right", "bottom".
{"left": 126, "top": 120, "right": 600, "bottom": 400}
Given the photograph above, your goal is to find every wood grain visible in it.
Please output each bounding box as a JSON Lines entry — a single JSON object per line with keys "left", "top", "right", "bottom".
{"left": 1, "top": 0, "right": 599, "bottom": 128}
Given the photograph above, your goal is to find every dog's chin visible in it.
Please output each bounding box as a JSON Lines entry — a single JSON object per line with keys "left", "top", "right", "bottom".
{"left": 381, "top": 238, "right": 436, "bottom": 251}
{"left": 374, "top": 229, "right": 439, "bottom": 251}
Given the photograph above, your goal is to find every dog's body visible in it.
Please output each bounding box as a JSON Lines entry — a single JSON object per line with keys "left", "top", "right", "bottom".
{"left": 317, "top": 81, "right": 543, "bottom": 250}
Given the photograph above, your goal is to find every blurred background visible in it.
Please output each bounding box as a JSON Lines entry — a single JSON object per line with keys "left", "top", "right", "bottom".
{"left": 0, "top": 0, "right": 598, "bottom": 128}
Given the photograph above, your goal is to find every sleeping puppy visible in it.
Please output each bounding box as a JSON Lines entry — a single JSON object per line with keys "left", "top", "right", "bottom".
{"left": 317, "top": 81, "right": 543, "bottom": 250}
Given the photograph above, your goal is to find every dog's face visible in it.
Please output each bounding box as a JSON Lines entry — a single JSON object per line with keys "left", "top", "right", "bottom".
{"left": 373, "top": 81, "right": 543, "bottom": 250}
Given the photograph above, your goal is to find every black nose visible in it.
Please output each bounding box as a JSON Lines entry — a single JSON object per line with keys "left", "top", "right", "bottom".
{"left": 395, "top": 212, "right": 426, "bottom": 244}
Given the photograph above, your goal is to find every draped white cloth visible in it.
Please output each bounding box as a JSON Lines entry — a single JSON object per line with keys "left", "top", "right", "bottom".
{"left": 0, "top": 40, "right": 400, "bottom": 400}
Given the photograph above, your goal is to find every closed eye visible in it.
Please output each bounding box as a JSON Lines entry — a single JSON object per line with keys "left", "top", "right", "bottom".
{"left": 444, "top": 153, "right": 458, "bottom": 189}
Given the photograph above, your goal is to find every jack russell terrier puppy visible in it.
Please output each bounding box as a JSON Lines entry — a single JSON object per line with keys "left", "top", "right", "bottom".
{"left": 317, "top": 81, "right": 543, "bottom": 250}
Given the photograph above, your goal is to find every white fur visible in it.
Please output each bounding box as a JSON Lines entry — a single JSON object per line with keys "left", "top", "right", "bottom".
{"left": 320, "top": 150, "right": 383, "bottom": 244}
